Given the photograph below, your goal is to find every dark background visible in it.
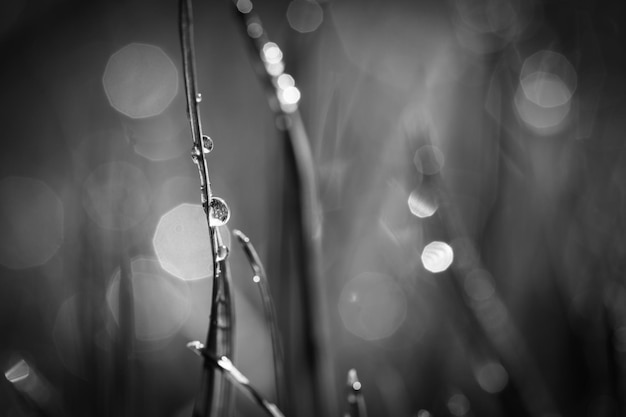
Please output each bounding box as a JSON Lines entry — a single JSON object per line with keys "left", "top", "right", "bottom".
{"left": 1, "top": 0, "right": 626, "bottom": 416}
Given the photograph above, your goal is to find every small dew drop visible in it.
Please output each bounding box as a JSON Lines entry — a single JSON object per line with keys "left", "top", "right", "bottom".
{"left": 191, "top": 146, "right": 201, "bottom": 165}
{"left": 216, "top": 245, "right": 229, "bottom": 261}
{"left": 196, "top": 93, "right": 202, "bottom": 103}
{"left": 209, "top": 197, "right": 230, "bottom": 227}
{"left": 202, "top": 135, "right": 214, "bottom": 153}
{"left": 252, "top": 275, "right": 261, "bottom": 283}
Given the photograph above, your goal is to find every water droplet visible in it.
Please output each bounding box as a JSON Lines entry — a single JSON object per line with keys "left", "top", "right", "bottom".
{"left": 216, "top": 245, "right": 229, "bottom": 261}
{"left": 196, "top": 93, "right": 202, "bottom": 103}
{"left": 191, "top": 146, "right": 201, "bottom": 164}
{"left": 202, "top": 135, "right": 214, "bottom": 153}
{"left": 209, "top": 197, "right": 230, "bottom": 227}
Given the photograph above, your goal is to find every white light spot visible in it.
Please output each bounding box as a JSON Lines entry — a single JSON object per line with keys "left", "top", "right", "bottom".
{"left": 103, "top": 43, "right": 178, "bottom": 119}
{"left": 421, "top": 241, "right": 454, "bottom": 273}
{"left": 276, "top": 73, "right": 295, "bottom": 89}
{"left": 408, "top": 186, "right": 438, "bottom": 218}
{"left": 338, "top": 272, "right": 407, "bottom": 341}
{"left": 262, "top": 42, "right": 283, "bottom": 65}
{"left": 5, "top": 359, "right": 29, "bottom": 384}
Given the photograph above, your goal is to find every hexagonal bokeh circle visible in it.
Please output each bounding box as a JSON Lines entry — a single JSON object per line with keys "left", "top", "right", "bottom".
{"left": 153, "top": 203, "right": 230, "bottom": 281}
{"left": 103, "top": 43, "right": 178, "bottom": 119}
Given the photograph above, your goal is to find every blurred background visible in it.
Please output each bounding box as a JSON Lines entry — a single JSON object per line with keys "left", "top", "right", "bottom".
{"left": 1, "top": 0, "right": 626, "bottom": 416}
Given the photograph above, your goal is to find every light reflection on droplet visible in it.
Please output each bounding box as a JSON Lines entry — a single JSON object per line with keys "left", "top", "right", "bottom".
{"left": 464, "top": 269, "right": 495, "bottom": 302}
{"left": 209, "top": 197, "right": 230, "bottom": 227}
{"left": 103, "top": 43, "right": 178, "bottom": 119}
{"left": 421, "top": 241, "right": 454, "bottom": 273}
{"left": 106, "top": 257, "right": 192, "bottom": 342}
{"left": 338, "top": 272, "right": 407, "bottom": 341}
{"left": 262, "top": 42, "right": 283, "bottom": 65}
{"left": 413, "top": 145, "right": 445, "bottom": 175}
{"left": 0, "top": 176, "right": 64, "bottom": 270}
{"left": 82, "top": 161, "right": 152, "bottom": 231}
{"left": 153, "top": 203, "right": 231, "bottom": 281}
{"left": 407, "top": 187, "right": 438, "bottom": 218}
{"left": 286, "top": 0, "right": 324, "bottom": 34}
{"left": 475, "top": 361, "right": 508, "bottom": 393}
{"left": 447, "top": 393, "right": 471, "bottom": 416}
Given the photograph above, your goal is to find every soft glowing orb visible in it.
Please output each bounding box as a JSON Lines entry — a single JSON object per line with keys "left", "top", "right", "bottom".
{"left": 262, "top": 42, "right": 283, "bottom": 65}
{"left": 515, "top": 50, "right": 577, "bottom": 134}
{"left": 106, "top": 257, "right": 192, "bottom": 342}
{"left": 153, "top": 203, "right": 231, "bottom": 281}
{"left": 0, "top": 176, "right": 63, "bottom": 270}
{"left": 338, "top": 272, "right": 407, "bottom": 341}
{"left": 407, "top": 187, "right": 438, "bottom": 218}
{"left": 286, "top": 0, "right": 324, "bottom": 34}
{"left": 447, "top": 393, "right": 470, "bottom": 416}
{"left": 82, "top": 161, "right": 152, "bottom": 231}
{"left": 413, "top": 145, "right": 445, "bottom": 175}
{"left": 475, "top": 361, "right": 508, "bottom": 393}
{"left": 421, "top": 241, "right": 454, "bottom": 273}
{"left": 103, "top": 43, "right": 179, "bottom": 119}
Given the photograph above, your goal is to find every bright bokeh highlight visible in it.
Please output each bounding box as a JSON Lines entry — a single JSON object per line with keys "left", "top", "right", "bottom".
{"left": 421, "top": 241, "right": 454, "bottom": 273}
{"left": 82, "top": 161, "right": 152, "bottom": 231}
{"left": 106, "top": 257, "right": 192, "bottom": 342}
{"left": 515, "top": 50, "right": 577, "bottom": 134}
{"left": 103, "top": 43, "right": 178, "bottom": 119}
{"left": 0, "top": 176, "right": 63, "bottom": 270}
{"left": 408, "top": 186, "right": 438, "bottom": 218}
{"left": 338, "top": 272, "right": 407, "bottom": 341}
{"left": 153, "top": 203, "right": 231, "bottom": 281}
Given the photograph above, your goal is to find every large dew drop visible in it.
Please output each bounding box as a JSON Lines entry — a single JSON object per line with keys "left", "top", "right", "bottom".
{"left": 209, "top": 197, "right": 230, "bottom": 227}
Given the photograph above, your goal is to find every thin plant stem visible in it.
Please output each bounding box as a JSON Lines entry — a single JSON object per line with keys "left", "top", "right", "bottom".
{"left": 187, "top": 342, "right": 286, "bottom": 417}
{"left": 180, "top": 1, "right": 235, "bottom": 416}
{"left": 229, "top": 2, "right": 335, "bottom": 416}
{"left": 345, "top": 369, "right": 367, "bottom": 417}
{"left": 233, "top": 229, "right": 285, "bottom": 408}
